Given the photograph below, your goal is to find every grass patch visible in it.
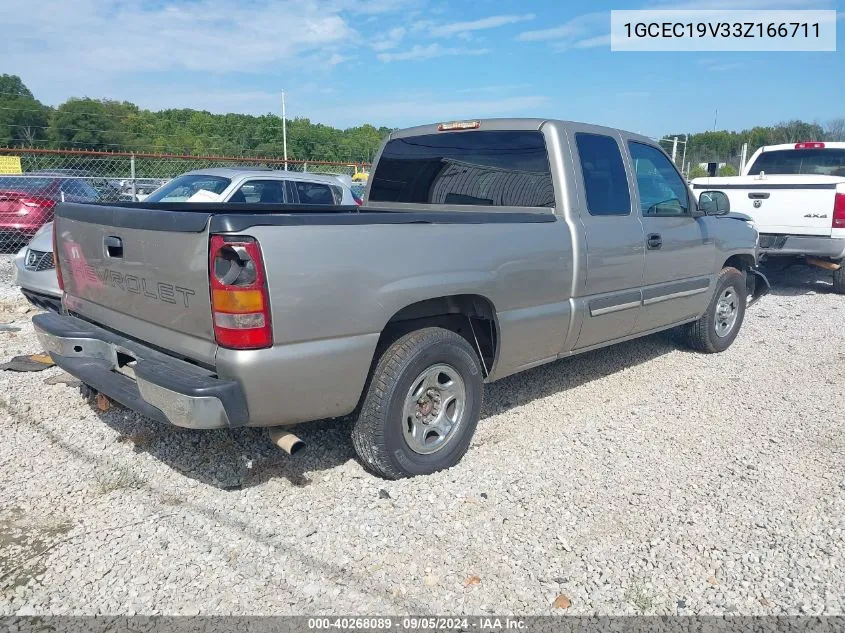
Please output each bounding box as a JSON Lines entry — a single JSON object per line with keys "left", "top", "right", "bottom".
{"left": 625, "top": 581, "right": 659, "bottom": 613}
{"left": 94, "top": 465, "right": 145, "bottom": 496}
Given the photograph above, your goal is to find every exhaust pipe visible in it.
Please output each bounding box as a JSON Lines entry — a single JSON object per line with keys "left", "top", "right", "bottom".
{"left": 269, "top": 427, "right": 306, "bottom": 455}
{"left": 806, "top": 257, "right": 841, "bottom": 271}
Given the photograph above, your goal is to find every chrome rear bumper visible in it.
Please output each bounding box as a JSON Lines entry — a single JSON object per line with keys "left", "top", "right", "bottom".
{"left": 33, "top": 312, "right": 248, "bottom": 429}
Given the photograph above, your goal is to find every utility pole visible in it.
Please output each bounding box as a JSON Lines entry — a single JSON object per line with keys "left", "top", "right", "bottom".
{"left": 713, "top": 108, "right": 718, "bottom": 132}
{"left": 681, "top": 134, "right": 688, "bottom": 175}
{"left": 281, "top": 91, "right": 288, "bottom": 171}
{"left": 671, "top": 136, "right": 678, "bottom": 162}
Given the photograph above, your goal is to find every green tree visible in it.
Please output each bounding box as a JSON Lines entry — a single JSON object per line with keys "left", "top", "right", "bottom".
{"left": 48, "top": 98, "right": 124, "bottom": 149}
{"left": 0, "top": 74, "right": 50, "bottom": 147}
{"left": 688, "top": 165, "right": 708, "bottom": 179}
{"left": 0, "top": 74, "right": 34, "bottom": 99}
{"left": 717, "top": 164, "right": 738, "bottom": 177}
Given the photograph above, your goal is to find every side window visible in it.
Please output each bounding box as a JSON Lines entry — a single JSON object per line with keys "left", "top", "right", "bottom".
{"left": 296, "top": 181, "right": 334, "bottom": 205}
{"left": 575, "top": 133, "right": 631, "bottom": 216}
{"left": 232, "top": 180, "right": 285, "bottom": 204}
{"left": 628, "top": 142, "right": 689, "bottom": 216}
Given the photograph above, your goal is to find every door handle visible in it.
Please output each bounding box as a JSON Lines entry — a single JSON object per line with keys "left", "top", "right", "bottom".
{"left": 104, "top": 235, "right": 123, "bottom": 258}
{"left": 646, "top": 233, "right": 662, "bottom": 250}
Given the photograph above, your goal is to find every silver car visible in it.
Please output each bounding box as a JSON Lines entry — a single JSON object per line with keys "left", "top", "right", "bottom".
{"left": 13, "top": 223, "right": 61, "bottom": 311}
{"left": 14, "top": 169, "right": 360, "bottom": 309}
{"left": 144, "top": 168, "right": 360, "bottom": 205}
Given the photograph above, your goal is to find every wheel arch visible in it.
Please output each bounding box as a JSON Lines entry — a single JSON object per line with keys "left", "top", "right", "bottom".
{"left": 722, "top": 253, "right": 756, "bottom": 272}
{"left": 376, "top": 294, "right": 499, "bottom": 376}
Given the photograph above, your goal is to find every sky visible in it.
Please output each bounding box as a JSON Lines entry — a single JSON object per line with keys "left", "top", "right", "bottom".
{"left": 3, "top": 0, "right": 844, "bottom": 137}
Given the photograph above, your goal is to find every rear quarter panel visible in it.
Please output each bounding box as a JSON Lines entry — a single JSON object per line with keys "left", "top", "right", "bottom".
{"left": 216, "top": 219, "right": 575, "bottom": 425}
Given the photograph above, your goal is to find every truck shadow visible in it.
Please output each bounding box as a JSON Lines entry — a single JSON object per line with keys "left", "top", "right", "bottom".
{"left": 93, "top": 331, "right": 677, "bottom": 489}
{"left": 760, "top": 262, "right": 835, "bottom": 297}
{"left": 481, "top": 330, "right": 676, "bottom": 419}
{"left": 95, "top": 407, "right": 356, "bottom": 491}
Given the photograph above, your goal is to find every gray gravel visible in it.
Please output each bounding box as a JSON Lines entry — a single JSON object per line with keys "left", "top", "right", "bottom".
{"left": 0, "top": 263, "right": 842, "bottom": 616}
{"left": 0, "top": 255, "right": 20, "bottom": 303}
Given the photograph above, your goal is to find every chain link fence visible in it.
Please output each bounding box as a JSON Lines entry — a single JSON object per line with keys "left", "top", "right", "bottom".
{"left": 0, "top": 147, "right": 368, "bottom": 250}
{"left": 0, "top": 148, "right": 369, "bottom": 303}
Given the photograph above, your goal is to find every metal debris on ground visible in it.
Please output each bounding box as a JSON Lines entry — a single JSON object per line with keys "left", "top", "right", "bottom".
{"left": 43, "top": 373, "right": 81, "bottom": 387}
{"left": 0, "top": 353, "right": 55, "bottom": 372}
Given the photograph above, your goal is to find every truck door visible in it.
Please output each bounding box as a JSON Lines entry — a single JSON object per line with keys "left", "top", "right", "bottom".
{"left": 569, "top": 128, "right": 646, "bottom": 350}
{"left": 626, "top": 140, "right": 714, "bottom": 333}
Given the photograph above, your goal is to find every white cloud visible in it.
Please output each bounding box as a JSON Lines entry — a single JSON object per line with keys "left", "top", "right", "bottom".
{"left": 428, "top": 14, "right": 535, "bottom": 37}
{"left": 371, "top": 27, "right": 407, "bottom": 52}
{"left": 698, "top": 58, "right": 754, "bottom": 72}
{"left": 2, "top": 0, "right": 363, "bottom": 83}
{"left": 377, "top": 43, "right": 491, "bottom": 62}
{"left": 651, "top": 0, "right": 832, "bottom": 8}
{"left": 306, "top": 95, "right": 550, "bottom": 128}
{"left": 517, "top": 12, "right": 607, "bottom": 43}
{"left": 576, "top": 34, "right": 611, "bottom": 48}
{"left": 411, "top": 19, "right": 435, "bottom": 32}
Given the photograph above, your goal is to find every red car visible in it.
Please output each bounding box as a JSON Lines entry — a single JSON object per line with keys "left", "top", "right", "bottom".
{"left": 0, "top": 176, "right": 102, "bottom": 249}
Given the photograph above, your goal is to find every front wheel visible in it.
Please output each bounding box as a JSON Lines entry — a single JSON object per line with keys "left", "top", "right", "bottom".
{"left": 681, "top": 267, "right": 747, "bottom": 353}
{"left": 352, "top": 327, "right": 483, "bottom": 479}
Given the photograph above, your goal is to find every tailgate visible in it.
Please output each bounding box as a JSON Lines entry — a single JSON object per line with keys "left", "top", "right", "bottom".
{"left": 55, "top": 203, "right": 217, "bottom": 365}
{"left": 693, "top": 176, "right": 840, "bottom": 236}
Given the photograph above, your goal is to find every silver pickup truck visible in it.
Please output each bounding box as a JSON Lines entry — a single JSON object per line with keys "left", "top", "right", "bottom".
{"left": 34, "top": 119, "right": 768, "bottom": 479}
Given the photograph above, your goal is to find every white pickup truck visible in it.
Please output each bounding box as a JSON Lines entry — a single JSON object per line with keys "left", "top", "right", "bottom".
{"left": 691, "top": 141, "right": 845, "bottom": 293}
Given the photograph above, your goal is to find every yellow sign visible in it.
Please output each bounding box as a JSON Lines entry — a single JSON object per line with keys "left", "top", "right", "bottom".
{"left": 0, "top": 156, "right": 23, "bottom": 174}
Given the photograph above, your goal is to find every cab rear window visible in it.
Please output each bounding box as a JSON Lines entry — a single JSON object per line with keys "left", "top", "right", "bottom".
{"left": 747, "top": 148, "right": 845, "bottom": 176}
{"left": 369, "top": 130, "right": 554, "bottom": 208}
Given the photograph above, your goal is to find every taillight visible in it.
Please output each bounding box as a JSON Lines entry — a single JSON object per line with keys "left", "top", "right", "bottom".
{"left": 833, "top": 193, "right": 845, "bottom": 229}
{"left": 209, "top": 235, "right": 272, "bottom": 349}
{"left": 52, "top": 222, "right": 64, "bottom": 291}
{"left": 794, "top": 142, "right": 825, "bottom": 149}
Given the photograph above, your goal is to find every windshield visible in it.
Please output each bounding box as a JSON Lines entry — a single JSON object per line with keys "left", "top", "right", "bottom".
{"left": 747, "top": 148, "right": 845, "bottom": 176}
{"left": 145, "top": 174, "right": 231, "bottom": 202}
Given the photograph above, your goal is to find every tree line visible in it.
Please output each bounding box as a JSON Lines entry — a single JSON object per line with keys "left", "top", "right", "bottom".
{"left": 0, "top": 75, "right": 389, "bottom": 163}
{"left": 2, "top": 73, "right": 843, "bottom": 168}
{"left": 660, "top": 118, "right": 845, "bottom": 178}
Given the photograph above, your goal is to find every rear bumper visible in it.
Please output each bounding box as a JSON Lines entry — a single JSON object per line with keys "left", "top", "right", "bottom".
{"left": 33, "top": 312, "right": 248, "bottom": 429}
{"left": 759, "top": 234, "right": 845, "bottom": 260}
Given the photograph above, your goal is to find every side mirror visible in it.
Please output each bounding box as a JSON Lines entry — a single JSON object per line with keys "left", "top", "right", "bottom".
{"left": 698, "top": 191, "right": 730, "bottom": 216}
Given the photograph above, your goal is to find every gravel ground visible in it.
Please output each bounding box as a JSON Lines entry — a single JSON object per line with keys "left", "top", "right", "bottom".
{"left": 0, "top": 254, "right": 20, "bottom": 302}
{"left": 0, "top": 263, "right": 842, "bottom": 616}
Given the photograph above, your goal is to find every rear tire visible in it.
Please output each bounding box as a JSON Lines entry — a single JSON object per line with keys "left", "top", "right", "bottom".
{"left": 681, "top": 267, "right": 746, "bottom": 353}
{"left": 833, "top": 263, "right": 845, "bottom": 295}
{"left": 352, "top": 327, "right": 483, "bottom": 479}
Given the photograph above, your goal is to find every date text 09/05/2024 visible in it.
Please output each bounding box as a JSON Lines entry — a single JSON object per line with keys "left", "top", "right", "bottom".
{"left": 307, "top": 617, "right": 528, "bottom": 630}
